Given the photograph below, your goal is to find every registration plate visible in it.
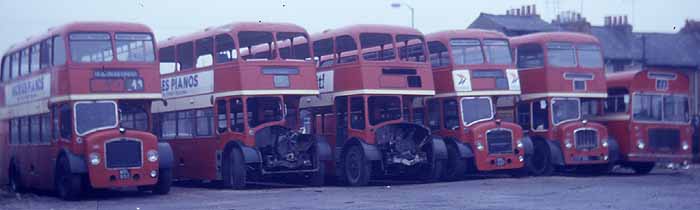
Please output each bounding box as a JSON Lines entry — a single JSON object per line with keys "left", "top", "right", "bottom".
{"left": 119, "top": 169, "right": 130, "bottom": 180}
{"left": 495, "top": 158, "right": 506, "bottom": 166}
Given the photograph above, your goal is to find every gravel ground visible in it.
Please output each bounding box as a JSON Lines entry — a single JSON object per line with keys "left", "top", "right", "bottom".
{"left": 1, "top": 166, "right": 699, "bottom": 210}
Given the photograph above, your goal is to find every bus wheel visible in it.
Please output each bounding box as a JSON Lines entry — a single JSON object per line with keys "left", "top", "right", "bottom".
{"left": 441, "top": 143, "right": 467, "bottom": 181}
{"left": 55, "top": 156, "right": 83, "bottom": 201}
{"left": 306, "top": 162, "right": 326, "bottom": 187}
{"left": 342, "top": 145, "right": 371, "bottom": 186}
{"left": 631, "top": 162, "right": 655, "bottom": 175}
{"left": 525, "top": 140, "right": 554, "bottom": 176}
{"left": 223, "top": 148, "right": 246, "bottom": 189}
{"left": 8, "top": 164, "right": 24, "bottom": 193}
{"left": 419, "top": 159, "right": 444, "bottom": 182}
{"left": 152, "top": 168, "right": 173, "bottom": 194}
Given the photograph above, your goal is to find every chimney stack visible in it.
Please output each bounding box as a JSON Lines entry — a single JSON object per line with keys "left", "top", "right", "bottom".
{"left": 526, "top": 5, "right": 531, "bottom": 16}
{"left": 532, "top": 5, "right": 537, "bottom": 15}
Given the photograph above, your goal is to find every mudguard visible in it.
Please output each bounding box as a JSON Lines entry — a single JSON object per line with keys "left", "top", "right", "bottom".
{"left": 61, "top": 149, "right": 87, "bottom": 174}
{"left": 157, "top": 142, "right": 175, "bottom": 169}
{"left": 545, "top": 140, "right": 565, "bottom": 166}
{"left": 347, "top": 138, "right": 383, "bottom": 161}
{"left": 606, "top": 137, "right": 621, "bottom": 164}
{"left": 315, "top": 136, "right": 332, "bottom": 161}
{"left": 520, "top": 136, "right": 535, "bottom": 156}
{"left": 430, "top": 136, "right": 448, "bottom": 160}
{"left": 447, "top": 138, "right": 474, "bottom": 159}
{"left": 228, "top": 141, "right": 262, "bottom": 164}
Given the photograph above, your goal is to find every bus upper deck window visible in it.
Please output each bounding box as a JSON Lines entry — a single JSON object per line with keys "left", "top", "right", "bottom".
{"left": 69, "top": 33, "right": 113, "bottom": 63}
{"left": 335, "top": 35, "right": 358, "bottom": 64}
{"left": 484, "top": 39, "right": 512, "bottom": 65}
{"left": 159, "top": 46, "right": 177, "bottom": 74}
{"left": 396, "top": 34, "right": 426, "bottom": 63}
{"left": 177, "top": 42, "right": 194, "bottom": 70}
{"left": 312, "top": 38, "right": 334, "bottom": 67}
{"left": 115, "top": 33, "right": 155, "bottom": 62}
{"left": 577, "top": 44, "right": 603, "bottom": 68}
{"left": 215, "top": 34, "right": 237, "bottom": 63}
{"left": 516, "top": 44, "right": 543, "bottom": 69}
{"left": 546, "top": 42, "right": 577, "bottom": 68}
{"left": 451, "top": 39, "right": 483, "bottom": 65}
{"left": 360, "top": 33, "right": 395, "bottom": 61}
{"left": 2, "top": 56, "right": 9, "bottom": 81}
{"left": 277, "top": 32, "right": 311, "bottom": 61}
{"left": 428, "top": 41, "right": 449, "bottom": 68}
{"left": 239, "top": 31, "right": 275, "bottom": 61}
{"left": 195, "top": 37, "right": 213, "bottom": 68}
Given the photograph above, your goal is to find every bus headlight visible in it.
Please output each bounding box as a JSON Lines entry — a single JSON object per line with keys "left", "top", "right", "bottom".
{"left": 89, "top": 153, "right": 101, "bottom": 166}
{"left": 602, "top": 139, "right": 609, "bottom": 148}
{"left": 682, "top": 141, "right": 689, "bottom": 151}
{"left": 476, "top": 142, "right": 485, "bottom": 151}
{"left": 516, "top": 140, "right": 524, "bottom": 148}
{"left": 565, "top": 139, "right": 573, "bottom": 149}
{"left": 147, "top": 150, "right": 159, "bottom": 162}
{"left": 637, "top": 139, "right": 645, "bottom": 150}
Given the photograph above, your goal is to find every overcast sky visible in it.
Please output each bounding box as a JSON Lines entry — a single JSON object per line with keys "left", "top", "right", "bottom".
{"left": 0, "top": 0, "right": 697, "bottom": 52}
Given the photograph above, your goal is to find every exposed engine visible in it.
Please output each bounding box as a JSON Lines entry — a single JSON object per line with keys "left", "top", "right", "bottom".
{"left": 255, "top": 126, "right": 316, "bottom": 171}
{"left": 375, "top": 123, "right": 431, "bottom": 166}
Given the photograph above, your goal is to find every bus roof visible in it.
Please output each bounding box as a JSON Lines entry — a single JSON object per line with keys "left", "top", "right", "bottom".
{"left": 425, "top": 29, "right": 507, "bottom": 42}
{"left": 5, "top": 21, "right": 152, "bottom": 55}
{"left": 606, "top": 69, "right": 689, "bottom": 93}
{"left": 311, "top": 24, "right": 423, "bottom": 41}
{"left": 158, "top": 22, "right": 308, "bottom": 48}
{"left": 510, "top": 32, "right": 600, "bottom": 46}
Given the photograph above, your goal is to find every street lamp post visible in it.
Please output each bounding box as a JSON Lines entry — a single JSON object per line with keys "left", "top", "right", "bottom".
{"left": 390, "top": 2, "right": 414, "bottom": 28}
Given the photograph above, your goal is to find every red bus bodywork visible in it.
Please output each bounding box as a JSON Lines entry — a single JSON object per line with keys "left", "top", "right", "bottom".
{"left": 424, "top": 29, "right": 529, "bottom": 179}
{"left": 599, "top": 69, "right": 692, "bottom": 172}
{"left": 300, "top": 24, "right": 447, "bottom": 186}
{"left": 0, "top": 22, "right": 171, "bottom": 200}
{"left": 153, "top": 22, "right": 329, "bottom": 188}
{"left": 510, "top": 32, "right": 615, "bottom": 175}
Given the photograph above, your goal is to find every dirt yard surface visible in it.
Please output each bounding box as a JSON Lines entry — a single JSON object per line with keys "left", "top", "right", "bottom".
{"left": 1, "top": 166, "right": 699, "bottom": 210}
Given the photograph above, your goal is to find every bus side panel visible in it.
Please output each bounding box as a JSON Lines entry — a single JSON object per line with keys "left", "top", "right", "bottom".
{"left": 33, "top": 144, "right": 59, "bottom": 190}
{"left": 170, "top": 137, "right": 219, "bottom": 180}
{"left": 0, "top": 121, "right": 8, "bottom": 186}
{"left": 606, "top": 120, "right": 632, "bottom": 159}
{"left": 317, "top": 114, "right": 338, "bottom": 176}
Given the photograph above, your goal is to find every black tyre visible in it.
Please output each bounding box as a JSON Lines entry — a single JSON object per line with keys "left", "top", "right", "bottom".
{"left": 510, "top": 167, "right": 529, "bottom": 178}
{"left": 55, "top": 156, "right": 83, "bottom": 201}
{"left": 306, "top": 162, "right": 326, "bottom": 187}
{"left": 222, "top": 148, "right": 247, "bottom": 189}
{"left": 589, "top": 163, "right": 614, "bottom": 175}
{"left": 524, "top": 140, "right": 554, "bottom": 176}
{"left": 441, "top": 143, "right": 467, "bottom": 181}
{"left": 8, "top": 163, "right": 24, "bottom": 193}
{"left": 342, "top": 145, "right": 371, "bottom": 186}
{"left": 631, "top": 162, "right": 655, "bottom": 175}
{"left": 152, "top": 168, "right": 173, "bottom": 194}
{"left": 419, "top": 159, "right": 444, "bottom": 182}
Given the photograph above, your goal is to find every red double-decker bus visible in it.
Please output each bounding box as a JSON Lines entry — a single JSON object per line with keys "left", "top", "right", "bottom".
{"left": 424, "top": 29, "right": 531, "bottom": 180}
{"left": 597, "top": 69, "right": 692, "bottom": 173}
{"left": 152, "top": 22, "right": 329, "bottom": 189}
{"left": 0, "top": 22, "right": 172, "bottom": 200}
{"left": 510, "top": 32, "right": 618, "bottom": 175}
{"left": 300, "top": 24, "right": 447, "bottom": 186}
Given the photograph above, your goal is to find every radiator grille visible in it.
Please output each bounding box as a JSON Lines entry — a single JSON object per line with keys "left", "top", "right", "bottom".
{"left": 105, "top": 139, "right": 142, "bottom": 168}
{"left": 487, "top": 129, "right": 513, "bottom": 154}
{"left": 574, "top": 129, "right": 598, "bottom": 150}
{"left": 648, "top": 128, "right": 680, "bottom": 151}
